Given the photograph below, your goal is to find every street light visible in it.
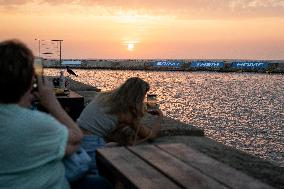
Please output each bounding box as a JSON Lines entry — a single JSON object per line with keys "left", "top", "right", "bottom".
{"left": 34, "top": 38, "right": 41, "bottom": 57}
{"left": 34, "top": 38, "right": 63, "bottom": 65}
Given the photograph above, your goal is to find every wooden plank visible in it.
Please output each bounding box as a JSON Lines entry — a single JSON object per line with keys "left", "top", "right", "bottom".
{"left": 96, "top": 147, "right": 181, "bottom": 189}
{"left": 128, "top": 145, "right": 228, "bottom": 189}
{"left": 158, "top": 143, "right": 274, "bottom": 189}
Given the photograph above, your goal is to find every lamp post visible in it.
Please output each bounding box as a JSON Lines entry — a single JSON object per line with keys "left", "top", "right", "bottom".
{"left": 34, "top": 38, "right": 41, "bottom": 57}
{"left": 51, "top": 40, "right": 63, "bottom": 66}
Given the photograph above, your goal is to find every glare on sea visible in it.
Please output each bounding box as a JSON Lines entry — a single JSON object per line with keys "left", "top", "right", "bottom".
{"left": 45, "top": 69, "right": 284, "bottom": 167}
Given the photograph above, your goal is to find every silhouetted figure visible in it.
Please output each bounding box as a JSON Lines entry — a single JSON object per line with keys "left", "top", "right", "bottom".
{"left": 66, "top": 66, "right": 78, "bottom": 77}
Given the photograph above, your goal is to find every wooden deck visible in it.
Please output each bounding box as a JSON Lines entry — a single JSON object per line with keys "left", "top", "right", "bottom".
{"left": 96, "top": 143, "right": 274, "bottom": 189}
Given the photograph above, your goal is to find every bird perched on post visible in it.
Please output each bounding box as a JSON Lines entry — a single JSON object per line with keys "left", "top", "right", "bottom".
{"left": 66, "top": 66, "right": 78, "bottom": 77}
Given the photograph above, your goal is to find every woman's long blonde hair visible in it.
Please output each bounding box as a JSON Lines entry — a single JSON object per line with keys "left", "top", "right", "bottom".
{"left": 97, "top": 77, "right": 149, "bottom": 120}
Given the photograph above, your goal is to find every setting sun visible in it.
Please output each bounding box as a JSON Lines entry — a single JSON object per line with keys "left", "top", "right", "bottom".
{"left": 127, "top": 43, "right": 135, "bottom": 51}
{"left": 0, "top": 1, "right": 284, "bottom": 59}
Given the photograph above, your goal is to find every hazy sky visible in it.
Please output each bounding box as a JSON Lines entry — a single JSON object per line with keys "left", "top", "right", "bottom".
{"left": 1, "top": 0, "right": 284, "bottom": 59}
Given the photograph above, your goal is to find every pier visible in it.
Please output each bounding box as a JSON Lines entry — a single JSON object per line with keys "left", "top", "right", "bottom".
{"left": 42, "top": 59, "right": 284, "bottom": 73}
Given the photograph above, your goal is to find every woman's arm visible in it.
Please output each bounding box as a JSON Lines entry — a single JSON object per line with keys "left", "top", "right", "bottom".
{"left": 130, "top": 109, "right": 163, "bottom": 144}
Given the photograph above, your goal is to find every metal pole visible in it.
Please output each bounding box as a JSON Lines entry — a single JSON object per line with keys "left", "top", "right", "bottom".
{"left": 34, "top": 38, "right": 41, "bottom": 57}
{"left": 38, "top": 40, "right": 41, "bottom": 57}
{"left": 59, "top": 40, "right": 62, "bottom": 65}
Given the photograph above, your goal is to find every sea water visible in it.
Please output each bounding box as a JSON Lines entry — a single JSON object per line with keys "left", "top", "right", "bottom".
{"left": 45, "top": 69, "right": 284, "bottom": 167}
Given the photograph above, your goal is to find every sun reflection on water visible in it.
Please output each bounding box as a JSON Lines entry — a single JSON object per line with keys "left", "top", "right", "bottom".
{"left": 45, "top": 69, "right": 284, "bottom": 166}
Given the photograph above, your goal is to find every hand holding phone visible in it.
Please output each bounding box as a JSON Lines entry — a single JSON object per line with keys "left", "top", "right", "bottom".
{"left": 32, "top": 59, "right": 43, "bottom": 91}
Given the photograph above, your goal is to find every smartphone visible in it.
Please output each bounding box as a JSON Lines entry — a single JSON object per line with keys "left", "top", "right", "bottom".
{"left": 32, "top": 58, "right": 43, "bottom": 91}
{"left": 34, "top": 58, "right": 43, "bottom": 76}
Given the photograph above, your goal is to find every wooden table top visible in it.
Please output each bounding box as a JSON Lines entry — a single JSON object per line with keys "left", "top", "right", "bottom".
{"left": 96, "top": 143, "right": 274, "bottom": 189}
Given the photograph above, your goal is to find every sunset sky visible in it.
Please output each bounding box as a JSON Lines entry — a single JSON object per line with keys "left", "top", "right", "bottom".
{"left": 1, "top": 0, "right": 284, "bottom": 59}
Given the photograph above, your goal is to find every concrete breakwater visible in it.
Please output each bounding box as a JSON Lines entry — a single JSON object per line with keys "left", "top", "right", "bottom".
{"left": 42, "top": 59, "right": 284, "bottom": 73}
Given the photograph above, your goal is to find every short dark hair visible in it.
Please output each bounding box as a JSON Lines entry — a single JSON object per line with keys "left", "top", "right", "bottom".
{"left": 0, "top": 40, "right": 34, "bottom": 103}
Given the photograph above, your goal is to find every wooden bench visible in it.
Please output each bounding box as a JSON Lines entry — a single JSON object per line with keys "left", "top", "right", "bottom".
{"left": 96, "top": 143, "right": 274, "bottom": 189}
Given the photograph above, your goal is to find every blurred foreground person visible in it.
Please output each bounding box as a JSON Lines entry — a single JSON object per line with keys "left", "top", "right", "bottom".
{"left": 0, "top": 40, "right": 111, "bottom": 189}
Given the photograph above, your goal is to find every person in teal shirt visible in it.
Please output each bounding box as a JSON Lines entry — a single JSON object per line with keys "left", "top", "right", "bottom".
{"left": 0, "top": 40, "right": 84, "bottom": 189}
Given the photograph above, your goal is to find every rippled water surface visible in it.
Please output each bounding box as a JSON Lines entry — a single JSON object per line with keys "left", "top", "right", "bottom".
{"left": 45, "top": 69, "right": 284, "bottom": 166}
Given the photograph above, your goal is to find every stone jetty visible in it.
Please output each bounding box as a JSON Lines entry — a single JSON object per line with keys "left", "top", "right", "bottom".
{"left": 42, "top": 59, "right": 284, "bottom": 73}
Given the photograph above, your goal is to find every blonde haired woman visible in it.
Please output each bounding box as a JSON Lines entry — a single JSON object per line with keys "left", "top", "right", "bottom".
{"left": 77, "top": 77, "right": 163, "bottom": 174}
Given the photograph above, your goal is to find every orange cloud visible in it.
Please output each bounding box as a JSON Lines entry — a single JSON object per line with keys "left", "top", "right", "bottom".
{"left": 1, "top": 0, "right": 284, "bottom": 18}
{"left": 1, "top": 0, "right": 284, "bottom": 59}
